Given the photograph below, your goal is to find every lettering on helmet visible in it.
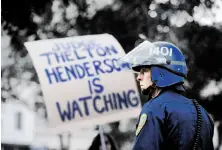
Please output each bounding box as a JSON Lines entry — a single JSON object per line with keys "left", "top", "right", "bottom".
{"left": 149, "top": 47, "right": 172, "bottom": 57}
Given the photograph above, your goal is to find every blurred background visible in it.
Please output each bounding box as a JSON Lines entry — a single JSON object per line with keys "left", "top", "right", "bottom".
{"left": 1, "top": 0, "right": 222, "bottom": 150}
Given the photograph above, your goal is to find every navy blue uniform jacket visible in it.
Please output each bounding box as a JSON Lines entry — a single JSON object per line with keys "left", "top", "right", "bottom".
{"left": 133, "top": 90, "right": 214, "bottom": 150}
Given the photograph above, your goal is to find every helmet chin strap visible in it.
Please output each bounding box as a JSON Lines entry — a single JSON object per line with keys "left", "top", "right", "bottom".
{"left": 141, "top": 81, "right": 157, "bottom": 100}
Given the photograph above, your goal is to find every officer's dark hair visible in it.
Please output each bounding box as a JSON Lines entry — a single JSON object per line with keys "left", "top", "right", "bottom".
{"left": 88, "top": 133, "right": 118, "bottom": 150}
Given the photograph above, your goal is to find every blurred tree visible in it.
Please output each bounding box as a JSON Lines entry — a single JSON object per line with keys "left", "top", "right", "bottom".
{"left": 2, "top": 0, "right": 222, "bottom": 148}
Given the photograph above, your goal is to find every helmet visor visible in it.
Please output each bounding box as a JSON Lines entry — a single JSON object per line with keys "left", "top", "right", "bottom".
{"left": 119, "top": 40, "right": 168, "bottom": 72}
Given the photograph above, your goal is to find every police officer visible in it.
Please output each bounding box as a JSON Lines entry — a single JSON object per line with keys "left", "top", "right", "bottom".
{"left": 120, "top": 40, "right": 214, "bottom": 150}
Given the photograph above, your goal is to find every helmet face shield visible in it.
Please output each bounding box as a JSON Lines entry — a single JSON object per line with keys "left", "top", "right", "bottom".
{"left": 119, "top": 40, "right": 188, "bottom": 89}
{"left": 119, "top": 40, "right": 168, "bottom": 72}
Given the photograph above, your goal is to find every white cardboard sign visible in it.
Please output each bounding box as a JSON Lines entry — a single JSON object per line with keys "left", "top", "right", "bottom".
{"left": 25, "top": 34, "right": 141, "bottom": 131}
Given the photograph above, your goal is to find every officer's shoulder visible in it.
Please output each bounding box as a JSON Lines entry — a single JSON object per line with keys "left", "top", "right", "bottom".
{"left": 148, "top": 90, "right": 193, "bottom": 109}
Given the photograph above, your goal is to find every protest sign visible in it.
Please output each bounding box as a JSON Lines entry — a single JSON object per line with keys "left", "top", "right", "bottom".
{"left": 25, "top": 34, "right": 141, "bottom": 132}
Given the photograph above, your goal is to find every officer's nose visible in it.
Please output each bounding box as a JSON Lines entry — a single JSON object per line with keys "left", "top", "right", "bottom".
{"left": 136, "top": 73, "right": 143, "bottom": 81}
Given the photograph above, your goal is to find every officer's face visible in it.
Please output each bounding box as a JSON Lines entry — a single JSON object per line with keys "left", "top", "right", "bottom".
{"left": 136, "top": 68, "right": 153, "bottom": 91}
